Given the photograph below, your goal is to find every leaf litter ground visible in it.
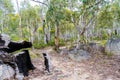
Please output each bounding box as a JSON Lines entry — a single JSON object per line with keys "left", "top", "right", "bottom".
{"left": 27, "top": 47, "right": 120, "bottom": 80}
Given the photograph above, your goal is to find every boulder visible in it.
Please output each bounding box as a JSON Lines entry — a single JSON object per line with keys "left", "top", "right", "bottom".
{"left": 77, "top": 43, "right": 105, "bottom": 53}
{"left": 105, "top": 38, "right": 120, "bottom": 55}
{"left": 68, "top": 49, "right": 90, "bottom": 61}
{"left": 0, "top": 64, "right": 15, "bottom": 80}
{"left": 87, "top": 43, "right": 105, "bottom": 53}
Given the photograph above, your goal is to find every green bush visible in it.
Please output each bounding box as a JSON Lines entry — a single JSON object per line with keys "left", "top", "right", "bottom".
{"left": 33, "top": 41, "right": 47, "bottom": 49}
{"left": 59, "top": 39, "right": 65, "bottom": 46}
{"left": 10, "top": 34, "right": 20, "bottom": 41}
{"left": 48, "top": 40, "right": 54, "bottom": 46}
{"left": 33, "top": 38, "right": 65, "bottom": 49}
{"left": 94, "top": 40, "right": 107, "bottom": 46}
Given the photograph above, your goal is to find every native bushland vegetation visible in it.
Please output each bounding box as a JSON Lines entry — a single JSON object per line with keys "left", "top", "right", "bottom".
{"left": 0, "top": 0, "right": 120, "bottom": 49}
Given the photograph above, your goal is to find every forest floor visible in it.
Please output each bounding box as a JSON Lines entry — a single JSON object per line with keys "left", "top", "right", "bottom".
{"left": 28, "top": 47, "right": 120, "bottom": 80}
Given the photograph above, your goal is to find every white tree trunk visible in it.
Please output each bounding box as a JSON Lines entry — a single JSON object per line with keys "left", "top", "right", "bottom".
{"left": 16, "top": 0, "right": 22, "bottom": 39}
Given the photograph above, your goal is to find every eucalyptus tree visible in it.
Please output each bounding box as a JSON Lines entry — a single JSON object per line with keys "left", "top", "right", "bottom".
{"left": 46, "top": 0, "right": 104, "bottom": 49}
{"left": 39, "top": 0, "right": 49, "bottom": 44}
{"left": 31, "top": 0, "right": 50, "bottom": 45}
{"left": 0, "top": 0, "right": 14, "bottom": 33}
{"left": 62, "top": 0, "right": 109, "bottom": 44}
{"left": 29, "top": 0, "right": 114, "bottom": 49}
{"left": 46, "top": 0, "right": 68, "bottom": 51}
{"left": 20, "top": 0, "right": 40, "bottom": 43}
{"left": 95, "top": 0, "right": 120, "bottom": 38}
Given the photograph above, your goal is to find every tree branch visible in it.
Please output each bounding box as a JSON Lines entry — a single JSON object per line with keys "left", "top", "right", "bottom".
{"left": 31, "top": 0, "right": 48, "bottom": 7}
{"left": 86, "top": 0, "right": 102, "bottom": 10}
{"left": 80, "top": 14, "right": 96, "bottom": 35}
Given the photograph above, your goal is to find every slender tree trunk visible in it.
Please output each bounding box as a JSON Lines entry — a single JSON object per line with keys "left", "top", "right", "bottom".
{"left": 54, "top": 22, "right": 59, "bottom": 52}
{"left": 74, "top": 24, "right": 81, "bottom": 49}
{"left": 43, "top": 20, "right": 48, "bottom": 44}
{"left": 47, "top": 23, "right": 51, "bottom": 41}
{"left": 33, "top": 19, "right": 38, "bottom": 42}
{"left": 29, "top": 20, "right": 34, "bottom": 44}
{"left": 19, "top": 17, "right": 22, "bottom": 38}
{"left": 26, "top": 20, "right": 30, "bottom": 41}
{"left": 1, "top": 16, "right": 3, "bottom": 33}
{"left": 16, "top": 0, "right": 22, "bottom": 39}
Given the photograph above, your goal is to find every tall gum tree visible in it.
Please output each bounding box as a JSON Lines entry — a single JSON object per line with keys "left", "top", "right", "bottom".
{"left": 32, "top": 0, "right": 50, "bottom": 44}
{"left": 67, "top": 0, "right": 108, "bottom": 44}
{"left": 20, "top": 1, "right": 40, "bottom": 43}
{"left": 46, "top": 0, "right": 67, "bottom": 52}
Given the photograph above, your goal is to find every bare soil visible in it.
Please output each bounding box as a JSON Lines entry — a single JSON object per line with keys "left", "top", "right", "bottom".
{"left": 28, "top": 47, "right": 120, "bottom": 80}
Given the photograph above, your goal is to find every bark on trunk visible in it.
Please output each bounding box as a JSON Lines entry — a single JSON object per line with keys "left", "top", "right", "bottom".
{"left": 43, "top": 20, "right": 48, "bottom": 44}
{"left": 47, "top": 23, "right": 51, "bottom": 41}
{"left": 54, "top": 22, "right": 59, "bottom": 52}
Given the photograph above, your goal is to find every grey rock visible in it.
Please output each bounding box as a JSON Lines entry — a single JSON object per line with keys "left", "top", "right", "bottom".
{"left": 78, "top": 43, "right": 105, "bottom": 53}
{"left": 68, "top": 49, "right": 90, "bottom": 61}
{"left": 105, "top": 38, "right": 120, "bottom": 55}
